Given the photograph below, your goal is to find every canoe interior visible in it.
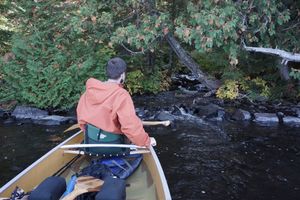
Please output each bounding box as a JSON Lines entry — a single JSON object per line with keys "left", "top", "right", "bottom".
{"left": 0, "top": 131, "right": 170, "bottom": 200}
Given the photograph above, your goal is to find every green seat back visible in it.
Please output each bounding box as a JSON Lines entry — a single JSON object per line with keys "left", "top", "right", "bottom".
{"left": 85, "top": 124, "right": 126, "bottom": 155}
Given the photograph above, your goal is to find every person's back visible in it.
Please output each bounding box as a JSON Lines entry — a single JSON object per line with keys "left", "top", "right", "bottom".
{"left": 76, "top": 57, "right": 151, "bottom": 147}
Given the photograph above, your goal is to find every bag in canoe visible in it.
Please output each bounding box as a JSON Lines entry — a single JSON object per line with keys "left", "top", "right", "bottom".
{"left": 99, "top": 154, "right": 143, "bottom": 179}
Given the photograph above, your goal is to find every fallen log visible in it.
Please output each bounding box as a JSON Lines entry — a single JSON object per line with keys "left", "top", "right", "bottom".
{"left": 165, "top": 33, "right": 220, "bottom": 90}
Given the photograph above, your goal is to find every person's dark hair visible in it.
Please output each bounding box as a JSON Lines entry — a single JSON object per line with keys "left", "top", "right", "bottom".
{"left": 106, "top": 57, "right": 127, "bottom": 79}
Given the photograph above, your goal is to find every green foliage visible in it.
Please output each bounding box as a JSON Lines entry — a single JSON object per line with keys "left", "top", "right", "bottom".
{"left": 0, "top": 1, "right": 115, "bottom": 110}
{"left": 1, "top": 0, "right": 300, "bottom": 108}
{"left": 268, "top": 83, "right": 300, "bottom": 101}
{"left": 217, "top": 77, "right": 271, "bottom": 101}
{"left": 175, "top": 1, "right": 240, "bottom": 64}
{"left": 126, "top": 70, "right": 144, "bottom": 94}
{"left": 216, "top": 80, "right": 239, "bottom": 100}
{"left": 143, "top": 69, "right": 171, "bottom": 94}
{"left": 244, "top": 77, "right": 271, "bottom": 100}
{"left": 174, "top": 0, "right": 296, "bottom": 65}
{"left": 289, "top": 69, "right": 300, "bottom": 80}
{"left": 126, "top": 68, "right": 171, "bottom": 95}
{"left": 191, "top": 50, "right": 228, "bottom": 77}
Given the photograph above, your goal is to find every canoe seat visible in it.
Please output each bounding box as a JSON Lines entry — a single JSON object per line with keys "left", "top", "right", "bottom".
{"left": 84, "top": 124, "right": 129, "bottom": 156}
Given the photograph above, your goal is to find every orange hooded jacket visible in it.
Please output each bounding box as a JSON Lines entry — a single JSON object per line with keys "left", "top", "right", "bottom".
{"left": 76, "top": 78, "right": 150, "bottom": 147}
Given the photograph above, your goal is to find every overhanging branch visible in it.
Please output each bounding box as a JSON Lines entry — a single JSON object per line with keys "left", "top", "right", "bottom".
{"left": 243, "top": 41, "right": 300, "bottom": 62}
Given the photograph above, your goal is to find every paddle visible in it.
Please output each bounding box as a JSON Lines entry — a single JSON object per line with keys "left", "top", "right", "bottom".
{"left": 142, "top": 120, "right": 171, "bottom": 126}
{"left": 62, "top": 176, "right": 104, "bottom": 200}
{"left": 63, "top": 120, "right": 171, "bottom": 133}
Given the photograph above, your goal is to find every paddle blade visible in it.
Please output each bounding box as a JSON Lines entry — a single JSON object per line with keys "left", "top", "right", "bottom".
{"left": 62, "top": 176, "right": 104, "bottom": 200}
{"left": 75, "top": 176, "right": 104, "bottom": 191}
{"left": 64, "top": 124, "right": 80, "bottom": 133}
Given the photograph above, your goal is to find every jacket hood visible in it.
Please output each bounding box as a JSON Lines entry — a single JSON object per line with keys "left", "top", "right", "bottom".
{"left": 85, "top": 78, "right": 123, "bottom": 105}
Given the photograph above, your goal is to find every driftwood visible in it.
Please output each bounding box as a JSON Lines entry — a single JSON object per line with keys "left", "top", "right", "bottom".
{"left": 165, "top": 33, "right": 220, "bottom": 90}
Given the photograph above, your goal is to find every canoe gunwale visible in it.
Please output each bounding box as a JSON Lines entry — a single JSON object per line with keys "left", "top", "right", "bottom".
{"left": 149, "top": 146, "right": 171, "bottom": 200}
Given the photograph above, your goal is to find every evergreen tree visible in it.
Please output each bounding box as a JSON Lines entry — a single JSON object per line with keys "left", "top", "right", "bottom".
{"left": 1, "top": 1, "right": 115, "bottom": 109}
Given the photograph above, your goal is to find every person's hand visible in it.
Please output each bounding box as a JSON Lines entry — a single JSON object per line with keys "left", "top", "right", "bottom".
{"left": 150, "top": 137, "right": 157, "bottom": 147}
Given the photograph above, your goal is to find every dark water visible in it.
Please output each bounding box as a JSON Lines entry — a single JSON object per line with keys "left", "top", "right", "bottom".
{"left": 1, "top": 120, "right": 300, "bottom": 200}
{"left": 146, "top": 121, "right": 300, "bottom": 200}
{"left": 0, "top": 121, "right": 71, "bottom": 185}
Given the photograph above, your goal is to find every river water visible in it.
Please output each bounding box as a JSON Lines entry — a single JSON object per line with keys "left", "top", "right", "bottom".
{"left": 1, "top": 119, "right": 299, "bottom": 200}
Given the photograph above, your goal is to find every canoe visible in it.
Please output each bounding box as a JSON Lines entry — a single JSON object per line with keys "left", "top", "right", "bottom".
{"left": 0, "top": 130, "right": 171, "bottom": 200}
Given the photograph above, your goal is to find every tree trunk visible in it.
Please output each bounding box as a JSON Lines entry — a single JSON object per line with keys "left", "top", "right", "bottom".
{"left": 165, "top": 33, "right": 220, "bottom": 90}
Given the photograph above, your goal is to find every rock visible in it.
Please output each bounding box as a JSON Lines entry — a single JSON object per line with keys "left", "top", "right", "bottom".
{"left": 3, "top": 117, "right": 15, "bottom": 124}
{"left": 194, "top": 84, "right": 206, "bottom": 92}
{"left": 136, "top": 107, "right": 147, "bottom": 118}
{"left": 32, "top": 115, "right": 73, "bottom": 126}
{"left": 156, "top": 111, "right": 176, "bottom": 121}
{"left": 206, "top": 109, "right": 226, "bottom": 121}
{"left": 194, "top": 103, "right": 223, "bottom": 118}
{"left": 282, "top": 116, "right": 300, "bottom": 125}
{"left": 215, "top": 110, "right": 226, "bottom": 121}
{"left": 178, "top": 86, "right": 198, "bottom": 95}
{"left": 254, "top": 113, "right": 279, "bottom": 123}
{"left": 0, "top": 110, "right": 5, "bottom": 118}
{"left": 0, "top": 109, "right": 10, "bottom": 119}
{"left": 232, "top": 109, "right": 252, "bottom": 121}
{"left": 258, "top": 105, "right": 267, "bottom": 111}
{"left": 12, "top": 106, "right": 48, "bottom": 120}
{"left": 293, "top": 108, "right": 300, "bottom": 118}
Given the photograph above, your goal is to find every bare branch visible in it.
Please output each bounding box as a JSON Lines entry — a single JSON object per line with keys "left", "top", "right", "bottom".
{"left": 120, "top": 43, "right": 145, "bottom": 55}
{"left": 282, "top": 22, "right": 300, "bottom": 31}
{"left": 243, "top": 42, "right": 300, "bottom": 62}
{"left": 120, "top": 35, "right": 162, "bottom": 55}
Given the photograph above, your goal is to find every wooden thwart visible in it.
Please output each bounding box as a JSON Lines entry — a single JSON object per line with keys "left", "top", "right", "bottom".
{"left": 62, "top": 176, "right": 104, "bottom": 200}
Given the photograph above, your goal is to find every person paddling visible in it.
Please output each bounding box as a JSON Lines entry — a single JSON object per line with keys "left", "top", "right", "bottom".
{"left": 76, "top": 57, "right": 155, "bottom": 148}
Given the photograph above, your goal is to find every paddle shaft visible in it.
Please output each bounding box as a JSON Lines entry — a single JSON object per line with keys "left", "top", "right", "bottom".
{"left": 142, "top": 120, "right": 171, "bottom": 126}
{"left": 64, "top": 120, "right": 171, "bottom": 133}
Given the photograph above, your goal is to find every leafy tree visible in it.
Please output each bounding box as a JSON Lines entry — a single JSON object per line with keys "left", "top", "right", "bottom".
{"left": 1, "top": 1, "right": 115, "bottom": 109}
{"left": 1, "top": 0, "right": 299, "bottom": 109}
